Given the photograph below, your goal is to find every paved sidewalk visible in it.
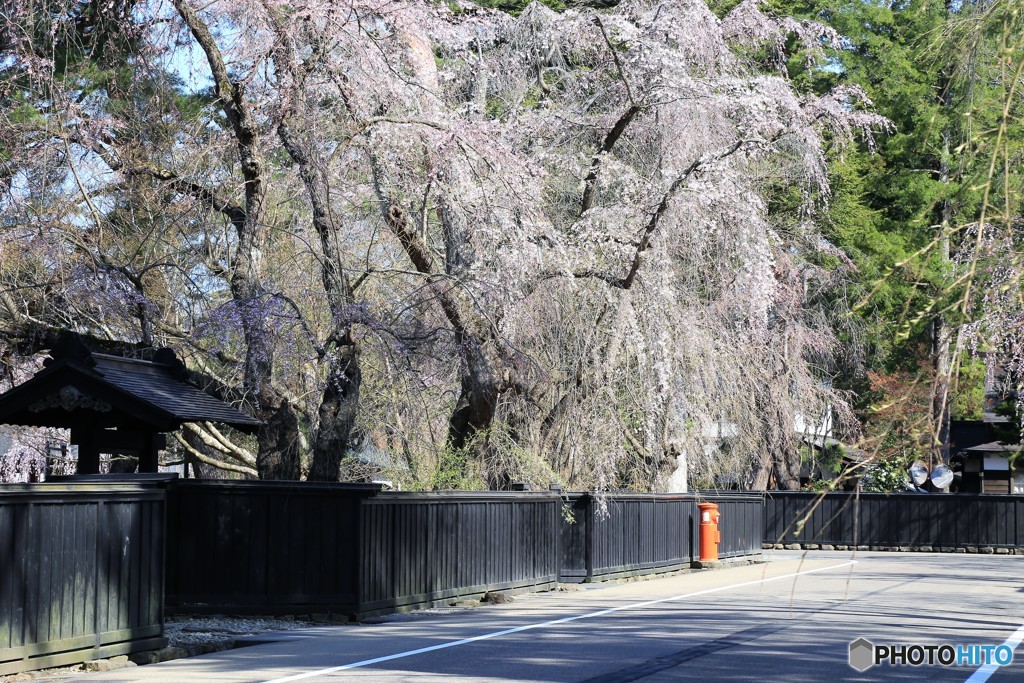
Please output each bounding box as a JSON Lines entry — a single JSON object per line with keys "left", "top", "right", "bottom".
{"left": 80, "top": 552, "right": 1024, "bottom": 682}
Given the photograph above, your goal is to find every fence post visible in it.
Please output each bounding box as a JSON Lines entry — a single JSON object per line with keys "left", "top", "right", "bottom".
{"left": 584, "top": 495, "right": 594, "bottom": 582}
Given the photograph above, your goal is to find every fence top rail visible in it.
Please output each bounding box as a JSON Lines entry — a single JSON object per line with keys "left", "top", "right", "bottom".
{"left": 369, "top": 490, "right": 561, "bottom": 502}
{"left": 169, "top": 479, "right": 383, "bottom": 494}
{"left": 0, "top": 481, "right": 168, "bottom": 499}
{"left": 562, "top": 492, "right": 698, "bottom": 502}
{"left": 48, "top": 473, "right": 180, "bottom": 483}
{"left": 765, "top": 491, "right": 1024, "bottom": 501}
{"left": 694, "top": 492, "right": 765, "bottom": 502}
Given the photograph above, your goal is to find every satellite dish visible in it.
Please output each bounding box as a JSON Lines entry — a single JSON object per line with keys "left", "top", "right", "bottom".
{"left": 910, "top": 461, "right": 929, "bottom": 487}
{"left": 931, "top": 465, "right": 954, "bottom": 489}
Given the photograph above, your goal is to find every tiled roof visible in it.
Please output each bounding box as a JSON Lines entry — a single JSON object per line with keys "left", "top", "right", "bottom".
{"left": 90, "top": 354, "right": 259, "bottom": 430}
{"left": 0, "top": 334, "right": 260, "bottom": 432}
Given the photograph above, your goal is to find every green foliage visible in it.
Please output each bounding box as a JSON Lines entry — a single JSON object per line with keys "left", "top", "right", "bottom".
{"left": 560, "top": 502, "right": 576, "bottom": 524}
{"left": 751, "top": 0, "right": 1024, "bottom": 461}
{"left": 992, "top": 399, "right": 1022, "bottom": 445}
{"left": 862, "top": 453, "right": 914, "bottom": 493}
{"left": 472, "top": 0, "right": 566, "bottom": 14}
{"left": 6, "top": 99, "right": 47, "bottom": 127}
{"left": 431, "top": 445, "right": 486, "bottom": 490}
{"left": 818, "top": 1, "right": 952, "bottom": 366}
{"left": 951, "top": 355, "right": 986, "bottom": 421}
{"left": 799, "top": 442, "right": 846, "bottom": 490}
{"left": 802, "top": 477, "right": 836, "bottom": 492}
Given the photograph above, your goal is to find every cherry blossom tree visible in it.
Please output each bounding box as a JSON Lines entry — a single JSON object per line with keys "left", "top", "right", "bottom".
{"left": 0, "top": 0, "right": 887, "bottom": 489}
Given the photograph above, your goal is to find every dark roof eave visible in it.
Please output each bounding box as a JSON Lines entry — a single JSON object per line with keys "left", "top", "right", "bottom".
{"left": 0, "top": 358, "right": 261, "bottom": 433}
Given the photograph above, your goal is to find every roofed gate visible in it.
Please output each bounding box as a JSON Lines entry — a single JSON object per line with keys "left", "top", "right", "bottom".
{"left": 0, "top": 333, "right": 259, "bottom": 474}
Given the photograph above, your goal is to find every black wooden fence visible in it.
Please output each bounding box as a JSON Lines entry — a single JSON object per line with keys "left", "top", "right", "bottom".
{"left": 166, "top": 483, "right": 562, "bottom": 619}
{"left": 0, "top": 480, "right": 167, "bottom": 676}
{"left": 558, "top": 492, "right": 764, "bottom": 582}
{"left": 560, "top": 494, "right": 695, "bottom": 582}
{"left": 359, "top": 492, "right": 560, "bottom": 617}
{"left": 764, "top": 492, "right": 1024, "bottom": 549}
{"left": 165, "top": 480, "right": 378, "bottom": 616}
{"left": 3, "top": 479, "right": 765, "bottom": 675}
{"left": 166, "top": 485, "right": 764, "bottom": 615}
{"left": 704, "top": 493, "right": 765, "bottom": 559}
{"left": 15, "top": 480, "right": 1024, "bottom": 678}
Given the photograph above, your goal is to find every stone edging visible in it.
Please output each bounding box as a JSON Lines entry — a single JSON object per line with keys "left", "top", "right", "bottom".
{"left": 762, "top": 542, "right": 1022, "bottom": 554}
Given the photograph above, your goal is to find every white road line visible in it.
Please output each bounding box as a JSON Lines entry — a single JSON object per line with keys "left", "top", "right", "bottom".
{"left": 263, "top": 560, "right": 858, "bottom": 683}
{"left": 964, "top": 621, "right": 1024, "bottom": 683}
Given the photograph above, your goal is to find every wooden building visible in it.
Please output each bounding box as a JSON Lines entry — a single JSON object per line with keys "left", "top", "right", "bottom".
{"left": 951, "top": 420, "right": 1022, "bottom": 494}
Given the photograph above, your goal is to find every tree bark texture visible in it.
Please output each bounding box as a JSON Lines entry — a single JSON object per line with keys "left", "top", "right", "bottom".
{"left": 173, "top": 0, "right": 300, "bottom": 479}
{"left": 278, "top": 119, "right": 362, "bottom": 482}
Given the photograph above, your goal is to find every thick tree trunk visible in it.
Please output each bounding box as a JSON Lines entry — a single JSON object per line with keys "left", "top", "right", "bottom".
{"left": 435, "top": 199, "right": 508, "bottom": 484}
{"left": 931, "top": 317, "right": 952, "bottom": 468}
{"left": 772, "top": 450, "right": 801, "bottom": 490}
{"left": 372, "top": 168, "right": 510, "bottom": 486}
{"left": 255, "top": 388, "right": 302, "bottom": 480}
{"left": 445, "top": 339, "right": 502, "bottom": 485}
{"left": 276, "top": 119, "right": 362, "bottom": 482}
{"left": 310, "top": 339, "right": 361, "bottom": 481}
{"left": 364, "top": 26, "right": 512, "bottom": 488}
{"left": 755, "top": 368, "right": 801, "bottom": 491}
{"left": 749, "top": 459, "right": 772, "bottom": 491}
{"left": 930, "top": 0, "right": 958, "bottom": 468}
{"left": 174, "top": 0, "right": 303, "bottom": 479}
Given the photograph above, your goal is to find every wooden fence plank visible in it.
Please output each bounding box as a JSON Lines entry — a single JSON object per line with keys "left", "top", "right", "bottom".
{"left": 0, "top": 481, "right": 167, "bottom": 677}
{"left": 764, "top": 492, "right": 1024, "bottom": 549}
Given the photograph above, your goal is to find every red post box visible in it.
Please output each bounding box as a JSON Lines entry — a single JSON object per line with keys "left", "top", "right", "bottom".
{"left": 698, "top": 502, "right": 720, "bottom": 562}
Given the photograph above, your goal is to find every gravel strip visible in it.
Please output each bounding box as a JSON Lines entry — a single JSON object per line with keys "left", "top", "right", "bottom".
{"left": 0, "top": 616, "right": 317, "bottom": 682}
{"left": 164, "top": 616, "right": 318, "bottom": 655}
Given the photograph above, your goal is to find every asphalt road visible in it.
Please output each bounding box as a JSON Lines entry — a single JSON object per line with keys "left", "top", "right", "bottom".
{"left": 83, "top": 551, "right": 1024, "bottom": 682}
